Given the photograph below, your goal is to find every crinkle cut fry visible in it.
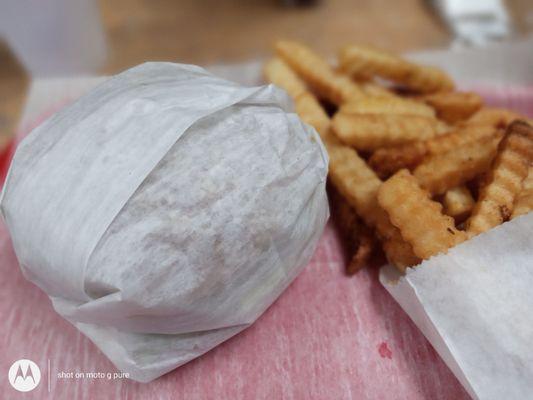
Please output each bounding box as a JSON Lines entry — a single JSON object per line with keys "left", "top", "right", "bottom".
{"left": 264, "top": 58, "right": 307, "bottom": 98}
{"left": 359, "top": 81, "right": 398, "bottom": 99}
{"left": 468, "top": 107, "right": 523, "bottom": 129}
{"left": 339, "top": 44, "right": 412, "bottom": 81}
{"left": 339, "top": 45, "right": 454, "bottom": 93}
{"left": 512, "top": 166, "right": 533, "bottom": 219}
{"left": 294, "top": 93, "right": 331, "bottom": 138}
{"left": 264, "top": 57, "right": 416, "bottom": 269}
{"left": 340, "top": 96, "right": 436, "bottom": 118}
{"left": 442, "top": 185, "right": 475, "bottom": 222}
{"left": 275, "top": 40, "right": 365, "bottom": 105}
{"left": 264, "top": 58, "right": 385, "bottom": 270}
{"left": 327, "top": 144, "right": 419, "bottom": 269}
{"left": 264, "top": 58, "right": 382, "bottom": 271}
{"left": 369, "top": 124, "right": 499, "bottom": 177}
{"left": 422, "top": 91, "right": 483, "bottom": 123}
{"left": 369, "top": 142, "right": 427, "bottom": 178}
{"left": 348, "top": 229, "right": 375, "bottom": 274}
{"left": 382, "top": 234, "right": 421, "bottom": 272}
{"left": 414, "top": 132, "right": 504, "bottom": 195}
{"left": 332, "top": 113, "right": 441, "bottom": 151}
{"left": 404, "top": 64, "right": 455, "bottom": 94}
{"left": 424, "top": 124, "right": 498, "bottom": 154}
{"left": 327, "top": 144, "right": 383, "bottom": 223}
{"left": 378, "top": 170, "right": 467, "bottom": 260}
{"left": 467, "top": 120, "right": 533, "bottom": 236}
{"left": 328, "top": 183, "right": 375, "bottom": 275}
{"left": 264, "top": 55, "right": 401, "bottom": 265}
{"left": 264, "top": 57, "right": 331, "bottom": 140}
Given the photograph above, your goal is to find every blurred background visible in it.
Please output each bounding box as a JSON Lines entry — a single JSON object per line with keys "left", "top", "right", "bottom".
{"left": 1, "top": 0, "right": 532, "bottom": 154}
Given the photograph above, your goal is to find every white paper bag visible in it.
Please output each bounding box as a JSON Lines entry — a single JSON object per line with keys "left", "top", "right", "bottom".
{"left": 381, "top": 213, "right": 533, "bottom": 400}
{"left": 0, "top": 62, "right": 329, "bottom": 382}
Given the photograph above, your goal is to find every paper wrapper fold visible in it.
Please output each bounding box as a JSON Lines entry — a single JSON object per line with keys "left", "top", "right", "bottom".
{"left": 381, "top": 213, "right": 533, "bottom": 400}
{"left": 0, "top": 62, "right": 329, "bottom": 382}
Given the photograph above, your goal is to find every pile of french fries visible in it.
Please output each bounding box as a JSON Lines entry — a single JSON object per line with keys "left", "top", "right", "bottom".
{"left": 265, "top": 41, "right": 533, "bottom": 274}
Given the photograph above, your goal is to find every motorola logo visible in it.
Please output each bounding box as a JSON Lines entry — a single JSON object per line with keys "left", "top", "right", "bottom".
{"left": 8, "top": 359, "right": 41, "bottom": 392}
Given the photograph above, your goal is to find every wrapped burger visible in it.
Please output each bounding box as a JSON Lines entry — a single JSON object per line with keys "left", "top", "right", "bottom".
{"left": 0, "top": 63, "right": 329, "bottom": 382}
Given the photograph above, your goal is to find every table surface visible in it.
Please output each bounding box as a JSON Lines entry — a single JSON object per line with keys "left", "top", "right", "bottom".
{"left": 1, "top": 0, "right": 533, "bottom": 151}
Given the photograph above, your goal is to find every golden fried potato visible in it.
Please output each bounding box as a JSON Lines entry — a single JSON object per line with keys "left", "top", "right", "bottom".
{"left": 424, "top": 124, "right": 499, "bottom": 154}
{"left": 467, "top": 121, "right": 533, "bottom": 236}
{"left": 378, "top": 170, "right": 467, "bottom": 259}
{"left": 332, "top": 113, "right": 441, "bottom": 151}
{"left": 442, "top": 186, "right": 475, "bottom": 222}
{"left": 327, "top": 144, "right": 384, "bottom": 222}
{"left": 265, "top": 54, "right": 418, "bottom": 270}
{"left": 348, "top": 230, "right": 376, "bottom": 274}
{"left": 264, "top": 57, "right": 307, "bottom": 98}
{"left": 404, "top": 65, "right": 455, "bottom": 94}
{"left": 339, "top": 45, "right": 454, "bottom": 93}
{"left": 264, "top": 40, "right": 532, "bottom": 275}
{"left": 294, "top": 93, "right": 331, "bottom": 138}
{"left": 467, "top": 107, "right": 523, "bottom": 129}
{"left": 512, "top": 166, "right": 533, "bottom": 219}
{"left": 369, "top": 141, "right": 427, "bottom": 178}
{"left": 265, "top": 54, "right": 418, "bottom": 273}
{"left": 360, "top": 81, "right": 398, "bottom": 99}
{"left": 333, "top": 95, "right": 446, "bottom": 150}
{"left": 275, "top": 40, "right": 365, "bottom": 105}
{"left": 264, "top": 57, "right": 331, "bottom": 139}
{"left": 327, "top": 143, "right": 418, "bottom": 269}
{"left": 381, "top": 235, "right": 421, "bottom": 272}
{"left": 413, "top": 133, "right": 503, "bottom": 195}
{"left": 422, "top": 91, "right": 483, "bottom": 123}
{"left": 369, "top": 124, "right": 499, "bottom": 177}
{"left": 339, "top": 45, "right": 411, "bottom": 81}
{"left": 340, "top": 96, "right": 436, "bottom": 118}
{"left": 328, "top": 183, "right": 376, "bottom": 274}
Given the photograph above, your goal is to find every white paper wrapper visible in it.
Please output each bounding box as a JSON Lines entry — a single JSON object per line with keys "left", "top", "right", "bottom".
{"left": 380, "top": 213, "right": 533, "bottom": 400}
{"left": 0, "top": 62, "right": 329, "bottom": 382}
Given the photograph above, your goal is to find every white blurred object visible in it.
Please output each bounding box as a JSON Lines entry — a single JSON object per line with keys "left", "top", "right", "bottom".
{"left": 0, "top": 0, "right": 107, "bottom": 76}
{"left": 429, "top": 0, "right": 514, "bottom": 47}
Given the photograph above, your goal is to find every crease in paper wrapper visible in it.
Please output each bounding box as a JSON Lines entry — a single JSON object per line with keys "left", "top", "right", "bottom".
{"left": 381, "top": 213, "right": 533, "bottom": 400}
{"left": 0, "top": 62, "right": 330, "bottom": 382}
